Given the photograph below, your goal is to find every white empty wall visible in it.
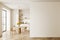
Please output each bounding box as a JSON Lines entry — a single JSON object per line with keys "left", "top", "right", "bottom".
{"left": 30, "top": 2, "right": 60, "bottom": 37}
{"left": 12, "top": 9, "right": 18, "bottom": 27}
{"left": 7, "top": 9, "right": 10, "bottom": 31}
{"left": 23, "top": 9, "right": 30, "bottom": 19}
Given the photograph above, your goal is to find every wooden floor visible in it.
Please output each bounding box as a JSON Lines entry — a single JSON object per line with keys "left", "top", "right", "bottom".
{"left": 31, "top": 37, "right": 60, "bottom": 40}
{"left": 0, "top": 31, "right": 60, "bottom": 40}
{"left": 0, "top": 31, "right": 30, "bottom": 40}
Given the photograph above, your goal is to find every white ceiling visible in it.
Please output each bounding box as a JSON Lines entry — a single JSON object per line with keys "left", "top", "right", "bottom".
{"left": 0, "top": 0, "right": 30, "bottom": 9}
{"left": 0, "top": 0, "right": 60, "bottom": 9}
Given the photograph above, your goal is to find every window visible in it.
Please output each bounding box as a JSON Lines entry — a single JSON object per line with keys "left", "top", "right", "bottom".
{"left": 2, "top": 10, "right": 7, "bottom": 32}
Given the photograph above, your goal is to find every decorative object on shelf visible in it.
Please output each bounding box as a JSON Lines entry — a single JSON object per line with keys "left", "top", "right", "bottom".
{"left": 17, "top": 22, "right": 20, "bottom": 25}
{"left": 25, "top": 17, "right": 27, "bottom": 19}
{"left": 17, "top": 9, "right": 23, "bottom": 34}
{"left": 18, "top": 9, "right": 23, "bottom": 25}
{"left": 17, "top": 22, "right": 24, "bottom": 25}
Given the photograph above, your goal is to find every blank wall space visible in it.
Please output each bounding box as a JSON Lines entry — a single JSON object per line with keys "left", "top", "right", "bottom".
{"left": 7, "top": 10, "right": 10, "bottom": 31}
{"left": 30, "top": 2, "right": 60, "bottom": 37}
{"left": 12, "top": 10, "right": 18, "bottom": 27}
